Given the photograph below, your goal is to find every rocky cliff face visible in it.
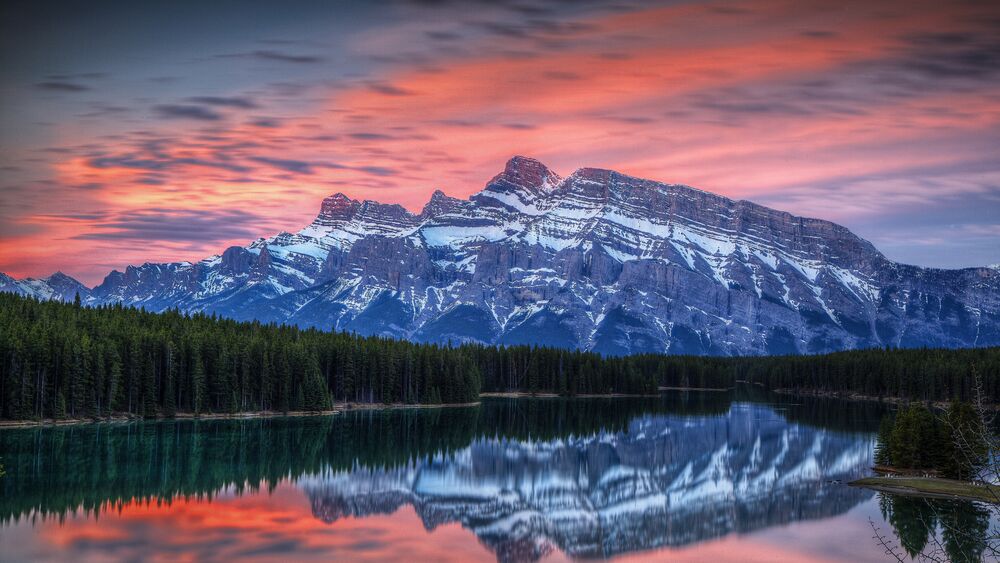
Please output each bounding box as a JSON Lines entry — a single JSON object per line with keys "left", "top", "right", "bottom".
{"left": 299, "top": 403, "right": 874, "bottom": 560}
{"left": 4, "top": 156, "right": 998, "bottom": 354}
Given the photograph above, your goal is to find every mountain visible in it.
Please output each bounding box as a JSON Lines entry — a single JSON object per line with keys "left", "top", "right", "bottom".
{"left": 0, "top": 271, "right": 90, "bottom": 303}
{"left": 3, "top": 156, "right": 999, "bottom": 355}
{"left": 301, "top": 403, "right": 873, "bottom": 560}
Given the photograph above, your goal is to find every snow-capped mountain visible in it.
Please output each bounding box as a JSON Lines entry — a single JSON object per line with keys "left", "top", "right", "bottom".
{"left": 300, "top": 403, "right": 873, "bottom": 560}
{"left": 0, "top": 271, "right": 90, "bottom": 303}
{"left": 3, "top": 156, "right": 999, "bottom": 354}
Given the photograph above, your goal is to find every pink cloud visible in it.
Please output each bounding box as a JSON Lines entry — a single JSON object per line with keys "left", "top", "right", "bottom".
{"left": 2, "top": 0, "right": 998, "bottom": 282}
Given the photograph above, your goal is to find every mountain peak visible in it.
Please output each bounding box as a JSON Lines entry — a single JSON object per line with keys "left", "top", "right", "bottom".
{"left": 498, "top": 156, "right": 560, "bottom": 190}
{"left": 569, "top": 166, "right": 615, "bottom": 182}
{"left": 322, "top": 192, "right": 356, "bottom": 206}
{"left": 45, "top": 271, "right": 80, "bottom": 284}
{"left": 473, "top": 156, "right": 563, "bottom": 213}
{"left": 420, "top": 189, "right": 462, "bottom": 219}
{"left": 318, "top": 192, "right": 361, "bottom": 222}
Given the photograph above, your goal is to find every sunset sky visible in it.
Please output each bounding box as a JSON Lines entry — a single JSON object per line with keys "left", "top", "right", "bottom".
{"left": 1, "top": 0, "right": 998, "bottom": 285}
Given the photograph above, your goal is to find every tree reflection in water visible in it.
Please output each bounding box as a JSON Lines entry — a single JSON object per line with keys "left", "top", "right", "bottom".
{"left": 0, "top": 391, "right": 895, "bottom": 561}
{"left": 878, "top": 493, "right": 990, "bottom": 562}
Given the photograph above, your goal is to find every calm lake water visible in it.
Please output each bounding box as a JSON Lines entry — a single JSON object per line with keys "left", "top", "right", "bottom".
{"left": 0, "top": 390, "right": 993, "bottom": 562}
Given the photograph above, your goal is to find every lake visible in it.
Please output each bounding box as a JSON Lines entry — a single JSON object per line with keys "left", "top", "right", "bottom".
{"left": 0, "top": 390, "right": 993, "bottom": 562}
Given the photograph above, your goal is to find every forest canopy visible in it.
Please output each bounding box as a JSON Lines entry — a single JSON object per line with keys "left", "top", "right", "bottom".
{"left": 0, "top": 293, "right": 997, "bottom": 420}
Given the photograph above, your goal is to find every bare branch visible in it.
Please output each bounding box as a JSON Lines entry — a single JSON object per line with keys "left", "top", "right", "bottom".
{"left": 870, "top": 517, "right": 908, "bottom": 563}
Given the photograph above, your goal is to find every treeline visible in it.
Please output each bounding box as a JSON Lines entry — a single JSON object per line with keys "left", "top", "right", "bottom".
{"left": 471, "top": 345, "right": 660, "bottom": 396}
{"left": 478, "top": 347, "right": 1000, "bottom": 404}
{"left": 0, "top": 293, "right": 653, "bottom": 421}
{"left": 1, "top": 293, "right": 998, "bottom": 420}
{"left": 874, "top": 402, "right": 989, "bottom": 480}
{"left": 0, "top": 293, "right": 483, "bottom": 420}
{"left": 724, "top": 347, "right": 1000, "bottom": 404}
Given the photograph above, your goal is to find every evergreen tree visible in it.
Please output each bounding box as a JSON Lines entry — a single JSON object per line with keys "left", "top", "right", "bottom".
{"left": 874, "top": 415, "right": 894, "bottom": 466}
{"left": 875, "top": 401, "right": 989, "bottom": 479}
{"left": 190, "top": 345, "right": 206, "bottom": 415}
{"left": 0, "top": 293, "right": 998, "bottom": 420}
{"left": 302, "top": 352, "right": 331, "bottom": 411}
{"left": 941, "top": 401, "right": 989, "bottom": 480}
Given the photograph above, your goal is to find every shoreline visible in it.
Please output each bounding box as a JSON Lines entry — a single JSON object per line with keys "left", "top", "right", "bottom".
{"left": 0, "top": 401, "right": 481, "bottom": 429}
{"left": 658, "top": 386, "right": 732, "bottom": 392}
{"left": 337, "top": 401, "right": 481, "bottom": 411}
{"left": 480, "top": 392, "right": 560, "bottom": 398}
{"left": 849, "top": 475, "right": 1000, "bottom": 504}
{"left": 772, "top": 388, "right": 999, "bottom": 409}
{"left": 480, "top": 392, "right": 662, "bottom": 399}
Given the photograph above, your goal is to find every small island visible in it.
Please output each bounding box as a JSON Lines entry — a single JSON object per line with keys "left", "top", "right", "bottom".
{"left": 848, "top": 401, "right": 996, "bottom": 504}
{"left": 850, "top": 475, "right": 999, "bottom": 504}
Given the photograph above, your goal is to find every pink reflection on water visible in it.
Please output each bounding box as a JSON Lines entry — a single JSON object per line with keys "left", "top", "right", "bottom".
{"left": 2, "top": 480, "right": 888, "bottom": 562}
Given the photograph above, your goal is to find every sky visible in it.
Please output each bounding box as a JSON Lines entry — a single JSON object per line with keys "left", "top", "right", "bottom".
{"left": 1, "top": 0, "right": 998, "bottom": 285}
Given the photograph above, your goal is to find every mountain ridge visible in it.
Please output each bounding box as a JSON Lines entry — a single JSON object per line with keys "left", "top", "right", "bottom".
{"left": 4, "top": 156, "right": 998, "bottom": 355}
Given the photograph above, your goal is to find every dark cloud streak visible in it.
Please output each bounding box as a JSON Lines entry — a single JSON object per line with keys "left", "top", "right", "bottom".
{"left": 249, "top": 156, "right": 315, "bottom": 174}
{"left": 153, "top": 105, "right": 223, "bottom": 121}
{"left": 251, "top": 50, "right": 324, "bottom": 64}
{"left": 188, "top": 96, "right": 258, "bottom": 109}
{"left": 87, "top": 153, "right": 250, "bottom": 174}
{"left": 367, "top": 83, "right": 416, "bottom": 96}
{"left": 74, "top": 208, "right": 265, "bottom": 243}
{"left": 35, "top": 81, "right": 89, "bottom": 92}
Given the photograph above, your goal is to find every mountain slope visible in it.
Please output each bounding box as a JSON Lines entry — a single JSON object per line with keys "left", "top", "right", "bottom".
{"left": 4, "top": 156, "right": 998, "bottom": 355}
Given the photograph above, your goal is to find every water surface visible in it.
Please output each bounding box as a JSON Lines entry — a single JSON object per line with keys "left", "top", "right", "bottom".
{"left": 0, "top": 391, "right": 992, "bottom": 561}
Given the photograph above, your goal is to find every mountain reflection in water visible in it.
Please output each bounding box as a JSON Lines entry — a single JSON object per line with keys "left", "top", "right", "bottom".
{"left": 303, "top": 403, "right": 874, "bottom": 561}
{"left": 1, "top": 392, "right": 895, "bottom": 562}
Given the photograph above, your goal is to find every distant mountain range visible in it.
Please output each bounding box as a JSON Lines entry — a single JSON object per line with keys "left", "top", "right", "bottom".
{"left": 1, "top": 271, "right": 90, "bottom": 303}
{"left": 3, "top": 156, "right": 999, "bottom": 355}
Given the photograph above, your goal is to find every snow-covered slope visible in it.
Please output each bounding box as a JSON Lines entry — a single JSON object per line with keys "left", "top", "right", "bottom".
{"left": 0, "top": 271, "right": 90, "bottom": 302}
{"left": 5, "top": 156, "right": 999, "bottom": 354}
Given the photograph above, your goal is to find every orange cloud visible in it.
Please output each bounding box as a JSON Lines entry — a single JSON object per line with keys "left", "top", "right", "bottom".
{"left": 3, "top": 0, "right": 998, "bottom": 282}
